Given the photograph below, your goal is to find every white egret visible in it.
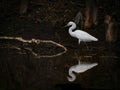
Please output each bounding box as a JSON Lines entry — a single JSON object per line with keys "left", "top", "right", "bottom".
{"left": 67, "top": 60, "right": 98, "bottom": 82}
{"left": 65, "top": 21, "right": 98, "bottom": 46}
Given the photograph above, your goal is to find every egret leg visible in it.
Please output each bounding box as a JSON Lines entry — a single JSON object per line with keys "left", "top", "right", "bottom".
{"left": 84, "top": 42, "right": 89, "bottom": 50}
{"left": 78, "top": 39, "right": 81, "bottom": 44}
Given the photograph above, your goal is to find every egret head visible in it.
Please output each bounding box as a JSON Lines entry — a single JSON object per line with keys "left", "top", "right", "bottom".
{"left": 67, "top": 21, "right": 75, "bottom": 26}
{"left": 65, "top": 21, "right": 75, "bottom": 27}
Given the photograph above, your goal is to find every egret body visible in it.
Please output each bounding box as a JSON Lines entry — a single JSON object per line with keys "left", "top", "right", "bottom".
{"left": 66, "top": 21, "right": 98, "bottom": 44}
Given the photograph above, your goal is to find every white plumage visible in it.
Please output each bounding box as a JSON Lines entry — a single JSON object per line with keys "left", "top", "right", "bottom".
{"left": 66, "top": 21, "right": 98, "bottom": 44}
{"left": 67, "top": 60, "right": 98, "bottom": 82}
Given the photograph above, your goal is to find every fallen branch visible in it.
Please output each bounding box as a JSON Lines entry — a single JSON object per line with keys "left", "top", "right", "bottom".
{"left": 0, "top": 36, "right": 67, "bottom": 58}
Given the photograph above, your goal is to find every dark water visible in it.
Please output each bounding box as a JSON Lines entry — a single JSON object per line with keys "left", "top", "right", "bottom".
{"left": 0, "top": 16, "right": 120, "bottom": 90}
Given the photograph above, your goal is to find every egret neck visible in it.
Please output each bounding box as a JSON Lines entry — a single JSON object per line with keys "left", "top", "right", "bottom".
{"left": 68, "top": 22, "right": 76, "bottom": 37}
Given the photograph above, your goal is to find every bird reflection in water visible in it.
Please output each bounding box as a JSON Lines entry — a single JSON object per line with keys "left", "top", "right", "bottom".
{"left": 67, "top": 59, "right": 98, "bottom": 82}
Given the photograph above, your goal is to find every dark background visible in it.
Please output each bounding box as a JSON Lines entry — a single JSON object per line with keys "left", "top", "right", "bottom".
{"left": 0, "top": 0, "right": 120, "bottom": 90}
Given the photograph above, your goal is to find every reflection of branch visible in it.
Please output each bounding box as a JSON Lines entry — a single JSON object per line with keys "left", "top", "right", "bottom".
{"left": 0, "top": 36, "right": 67, "bottom": 58}
{"left": 0, "top": 45, "right": 21, "bottom": 51}
{"left": 72, "top": 52, "right": 119, "bottom": 60}
{"left": 100, "top": 56, "right": 119, "bottom": 58}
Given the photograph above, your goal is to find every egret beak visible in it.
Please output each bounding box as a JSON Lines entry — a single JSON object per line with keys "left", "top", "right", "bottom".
{"left": 64, "top": 24, "right": 68, "bottom": 27}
